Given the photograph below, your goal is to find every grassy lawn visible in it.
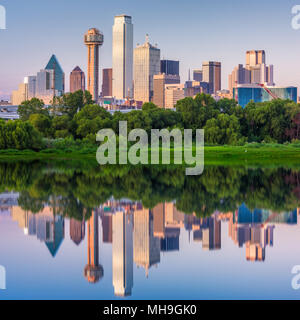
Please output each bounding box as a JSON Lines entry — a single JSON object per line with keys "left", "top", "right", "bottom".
{"left": 0, "top": 143, "right": 299, "bottom": 167}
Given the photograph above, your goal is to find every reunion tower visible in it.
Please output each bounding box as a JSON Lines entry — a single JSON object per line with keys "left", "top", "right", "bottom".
{"left": 84, "top": 28, "right": 104, "bottom": 102}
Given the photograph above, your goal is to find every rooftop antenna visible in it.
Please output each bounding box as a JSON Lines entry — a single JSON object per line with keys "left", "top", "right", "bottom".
{"left": 188, "top": 68, "right": 191, "bottom": 81}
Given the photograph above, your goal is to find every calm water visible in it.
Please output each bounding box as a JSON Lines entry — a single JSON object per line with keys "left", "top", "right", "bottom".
{"left": 0, "top": 161, "right": 300, "bottom": 300}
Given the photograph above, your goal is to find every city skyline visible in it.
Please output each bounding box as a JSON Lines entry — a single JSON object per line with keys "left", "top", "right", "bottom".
{"left": 1, "top": 0, "right": 300, "bottom": 100}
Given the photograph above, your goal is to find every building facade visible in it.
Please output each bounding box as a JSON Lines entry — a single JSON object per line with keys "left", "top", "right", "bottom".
{"left": 202, "top": 61, "right": 221, "bottom": 94}
{"left": 102, "top": 68, "right": 113, "bottom": 97}
{"left": 70, "top": 66, "right": 85, "bottom": 93}
{"left": 233, "top": 84, "right": 298, "bottom": 108}
{"left": 160, "top": 60, "right": 179, "bottom": 76}
{"left": 133, "top": 37, "right": 160, "bottom": 103}
{"left": 153, "top": 74, "right": 180, "bottom": 107}
{"left": 84, "top": 28, "right": 104, "bottom": 102}
{"left": 112, "top": 15, "right": 133, "bottom": 99}
{"left": 164, "top": 84, "right": 185, "bottom": 109}
{"left": 193, "top": 69, "right": 203, "bottom": 82}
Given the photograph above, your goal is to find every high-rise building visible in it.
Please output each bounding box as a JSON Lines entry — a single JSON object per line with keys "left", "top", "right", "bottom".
{"left": 11, "top": 81, "right": 28, "bottom": 105}
{"left": 112, "top": 210, "right": 133, "bottom": 297}
{"left": 202, "top": 61, "right": 221, "bottom": 94}
{"left": 164, "top": 84, "right": 185, "bottom": 109}
{"left": 45, "top": 54, "right": 65, "bottom": 96}
{"left": 193, "top": 69, "right": 203, "bottom": 82}
{"left": 153, "top": 74, "right": 180, "bottom": 108}
{"left": 84, "top": 211, "right": 104, "bottom": 283}
{"left": 102, "top": 68, "right": 113, "bottom": 97}
{"left": 70, "top": 66, "right": 85, "bottom": 93}
{"left": 246, "top": 50, "right": 266, "bottom": 67}
{"left": 133, "top": 36, "right": 160, "bottom": 103}
{"left": 34, "top": 55, "right": 65, "bottom": 104}
{"left": 160, "top": 60, "right": 179, "bottom": 76}
{"left": 229, "top": 51, "right": 274, "bottom": 95}
{"left": 26, "top": 76, "right": 37, "bottom": 99}
{"left": 84, "top": 28, "right": 104, "bottom": 102}
{"left": 112, "top": 15, "right": 133, "bottom": 99}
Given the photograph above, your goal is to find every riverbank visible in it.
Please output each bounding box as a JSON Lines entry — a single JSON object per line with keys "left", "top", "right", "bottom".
{"left": 0, "top": 143, "right": 300, "bottom": 167}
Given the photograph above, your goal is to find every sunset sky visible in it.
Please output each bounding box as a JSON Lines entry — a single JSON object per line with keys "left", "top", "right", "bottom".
{"left": 1, "top": 0, "right": 300, "bottom": 99}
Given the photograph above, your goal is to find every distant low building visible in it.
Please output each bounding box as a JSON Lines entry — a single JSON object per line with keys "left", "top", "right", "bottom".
{"left": 153, "top": 74, "right": 180, "bottom": 107}
{"left": 165, "top": 84, "right": 185, "bottom": 109}
{"left": 184, "top": 80, "right": 209, "bottom": 97}
{"left": 233, "top": 84, "right": 298, "bottom": 108}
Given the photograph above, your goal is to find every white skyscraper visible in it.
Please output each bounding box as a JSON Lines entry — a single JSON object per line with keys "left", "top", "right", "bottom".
{"left": 133, "top": 35, "right": 160, "bottom": 103}
{"left": 112, "top": 15, "right": 133, "bottom": 99}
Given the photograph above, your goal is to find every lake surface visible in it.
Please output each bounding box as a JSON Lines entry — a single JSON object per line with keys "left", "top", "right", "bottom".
{"left": 0, "top": 160, "right": 300, "bottom": 300}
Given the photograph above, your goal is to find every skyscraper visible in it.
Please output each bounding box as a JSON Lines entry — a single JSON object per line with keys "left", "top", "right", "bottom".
{"left": 45, "top": 54, "right": 65, "bottom": 96}
{"left": 35, "top": 55, "right": 65, "bottom": 104}
{"left": 160, "top": 60, "right": 179, "bottom": 76}
{"left": 153, "top": 74, "right": 180, "bottom": 107}
{"left": 84, "top": 28, "right": 104, "bottom": 102}
{"left": 102, "top": 68, "right": 113, "bottom": 97}
{"left": 112, "top": 15, "right": 133, "bottom": 99}
{"left": 202, "top": 61, "right": 221, "bottom": 94}
{"left": 193, "top": 69, "right": 203, "bottom": 82}
{"left": 70, "top": 66, "right": 85, "bottom": 93}
{"left": 133, "top": 35, "right": 160, "bottom": 103}
{"left": 246, "top": 50, "right": 266, "bottom": 67}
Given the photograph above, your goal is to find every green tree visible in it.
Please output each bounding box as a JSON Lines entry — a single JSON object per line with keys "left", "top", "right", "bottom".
{"left": 18, "top": 98, "right": 48, "bottom": 121}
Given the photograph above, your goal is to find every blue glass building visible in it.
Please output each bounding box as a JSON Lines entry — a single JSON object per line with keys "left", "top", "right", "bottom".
{"left": 160, "top": 60, "right": 180, "bottom": 76}
{"left": 45, "top": 54, "right": 65, "bottom": 95}
{"left": 233, "top": 86, "right": 298, "bottom": 108}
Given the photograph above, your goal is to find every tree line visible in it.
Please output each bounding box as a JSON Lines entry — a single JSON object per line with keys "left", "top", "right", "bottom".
{"left": 1, "top": 90, "right": 300, "bottom": 150}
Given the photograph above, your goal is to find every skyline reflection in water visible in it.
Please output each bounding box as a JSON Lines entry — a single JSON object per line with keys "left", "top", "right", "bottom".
{"left": 0, "top": 161, "right": 300, "bottom": 299}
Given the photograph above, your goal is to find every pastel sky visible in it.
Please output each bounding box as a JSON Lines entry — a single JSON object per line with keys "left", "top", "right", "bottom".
{"left": 0, "top": 0, "right": 300, "bottom": 99}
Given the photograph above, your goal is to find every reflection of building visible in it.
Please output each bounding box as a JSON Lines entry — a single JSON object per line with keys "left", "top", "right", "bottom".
{"left": 153, "top": 203, "right": 165, "bottom": 238}
{"left": 70, "top": 218, "right": 85, "bottom": 245}
{"left": 12, "top": 206, "right": 65, "bottom": 257}
{"left": 84, "top": 28, "right": 104, "bottom": 102}
{"left": 101, "top": 214, "right": 112, "bottom": 243}
{"left": 113, "top": 210, "right": 133, "bottom": 297}
{"left": 202, "top": 217, "right": 221, "bottom": 250}
{"left": 84, "top": 211, "right": 103, "bottom": 283}
{"left": 160, "top": 228, "right": 180, "bottom": 252}
{"left": 229, "top": 207, "right": 275, "bottom": 262}
{"left": 133, "top": 208, "right": 160, "bottom": 276}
